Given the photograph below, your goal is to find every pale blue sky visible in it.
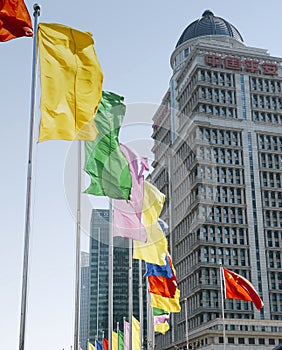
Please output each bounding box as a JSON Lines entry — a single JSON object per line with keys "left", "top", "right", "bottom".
{"left": 1, "top": 1, "right": 282, "bottom": 349}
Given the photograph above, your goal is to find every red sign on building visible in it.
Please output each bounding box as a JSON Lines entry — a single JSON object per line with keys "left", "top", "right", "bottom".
{"left": 205, "top": 54, "right": 278, "bottom": 76}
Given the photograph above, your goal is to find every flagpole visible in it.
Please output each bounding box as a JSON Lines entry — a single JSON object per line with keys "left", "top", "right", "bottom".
{"left": 128, "top": 239, "right": 133, "bottom": 350}
{"left": 18, "top": 4, "right": 40, "bottom": 350}
{"left": 97, "top": 227, "right": 101, "bottom": 337}
{"left": 184, "top": 298, "right": 189, "bottom": 350}
{"left": 108, "top": 199, "right": 114, "bottom": 350}
{"left": 74, "top": 140, "right": 82, "bottom": 350}
{"left": 138, "top": 259, "right": 144, "bottom": 350}
{"left": 219, "top": 265, "right": 226, "bottom": 350}
{"left": 102, "top": 331, "right": 105, "bottom": 350}
{"left": 146, "top": 281, "right": 154, "bottom": 350}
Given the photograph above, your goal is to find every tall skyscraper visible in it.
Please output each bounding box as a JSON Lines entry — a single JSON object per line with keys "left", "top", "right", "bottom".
{"left": 151, "top": 10, "right": 282, "bottom": 349}
{"left": 79, "top": 252, "right": 90, "bottom": 350}
{"left": 88, "top": 209, "right": 146, "bottom": 345}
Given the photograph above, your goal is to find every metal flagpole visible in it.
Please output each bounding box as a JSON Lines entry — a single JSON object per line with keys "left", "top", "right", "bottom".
{"left": 102, "top": 330, "right": 105, "bottom": 350}
{"left": 128, "top": 239, "right": 133, "bottom": 350}
{"left": 184, "top": 298, "right": 189, "bottom": 350}
{"left": 117, "top": 321, "right": 119, "bottom": 348}
{"left": 97, "top": 228, "right": 101, "bottom": 337}
{"left": 108, "top": 199, "right": 114, "bottom": 350}
{"left": 219, "top": 265, "right": 226, "bottom": 350}
{"left": 146, "top": 280, "right": 154, "bottom": 350}
{"left": 74, "top": 140, "right": 82, "bottom": 350}
{"left": 138, "top": 259, "right": 144, "bottom": 350}
{"left": 18, "top": 4, "right": 40, "bottom": 350}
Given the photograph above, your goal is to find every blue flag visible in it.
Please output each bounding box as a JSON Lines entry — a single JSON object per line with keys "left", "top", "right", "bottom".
{"left": 145, "top": 255, "right": 173, "bottom": 278}
{"left": 95, "top": 340, "right": 102, "bottom": 350}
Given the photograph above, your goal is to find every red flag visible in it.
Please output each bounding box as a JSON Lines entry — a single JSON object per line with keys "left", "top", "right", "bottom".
{"left": 148, "top": 275, "right": 177, "bottom": 298}
{"left": 0, "top": 0, "right": 33, "bottom": 42}
{"left": 103, "top": 337, "right": 109, "bottom": 350}
{"left": 222, "top": 267, "right": 264, "bottom": 310}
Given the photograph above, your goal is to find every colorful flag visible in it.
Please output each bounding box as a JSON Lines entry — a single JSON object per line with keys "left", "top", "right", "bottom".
{"left": 132, "top": 316, "right": 140, "bottom": 350}
{"left": 151, "top": 288, "right": 181, "bottom": 313}
{"left": 113, "top": 144, "right": 148, "bottom": 242}
{"left": 154, "top": 314, "right": 170, "bottom": 324}
{"left": 112, "top": 331, "right": 118, "bottom": 350}
{"left": 88, "top": 341, "right": 95, "bottom": 350}
{"left": 38, "top": 23, "right": 103, "bottom": 141}
{"left": 152, "top": 307, "right": 169, "bottom": 316}
{"left": 158, "top": 218, "right": 169, "bottom": 232}
{"left": 154, "top": 321, "right": 170, "bottom": 334}
{"left": 0, "top": 0, "right": 33, "bottom": 42}
{"left": 153, "top": 307, "right": 170, "bottom": 334}
{"left": 103, "top": 338, "right": 109, "bottom": 350}
{"left": 134, "top": 181, "right": 167, "bottom": 265}
{"left": 95, "top": 340, "right": 102, "bottom": 350}
{"left": 145, "top": 254, "right": 174, "bottom": 278}
{"left": 124, "top": 320, "right": 130, "bottom": 350}
{"left": 118, "top": 330, "right": 124, "bottom": 350}
{"left": 222, "top": 267, "right": 264, "bottom": 310}
{"left": 148, "top": 274, "right": 177, "bottom": 298}
{"left": 84, "top": 92, "right": 132, "bottom": 200}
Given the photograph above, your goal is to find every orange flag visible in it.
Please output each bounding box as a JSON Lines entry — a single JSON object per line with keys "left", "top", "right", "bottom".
{"left": 0, "top": 0, "right": 33, "bottom": 42}
{"left": 148, "top": 275, "right": 177, "bottom": 298}
{"left": 103, "top": 338, "right": 108, "bottom": 350}
{"left": 222, "top": 267, "right": 264, "bottom": 310}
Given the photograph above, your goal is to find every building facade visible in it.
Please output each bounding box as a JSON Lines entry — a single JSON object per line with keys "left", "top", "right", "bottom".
{"left": 151, "top": 10, "right": 282, "bottom": 349}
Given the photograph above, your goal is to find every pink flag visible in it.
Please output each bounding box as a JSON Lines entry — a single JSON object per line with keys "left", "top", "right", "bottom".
{"left": 154, "top": 314, "right": 169, "bottom": 325}
{"left": 113, "top": 144, "right": 148, "bottom": 242}
{"left": 124, "top": 320, "right": 130, "bottom": 350}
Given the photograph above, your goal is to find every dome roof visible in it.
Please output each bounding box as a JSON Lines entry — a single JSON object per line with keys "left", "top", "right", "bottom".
{"left": 176, "top": 10, "right": 243, "bottom": 47}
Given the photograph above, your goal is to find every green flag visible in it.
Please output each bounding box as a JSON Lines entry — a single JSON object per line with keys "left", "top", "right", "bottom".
{"left": 118, "top": 330, "right": 124, "bottom": 350}
{"left": 153, "top": 307, "right": 169, "bottom": 316}
{"left": 84, "top": 91, "right": 132, "bottom": 200}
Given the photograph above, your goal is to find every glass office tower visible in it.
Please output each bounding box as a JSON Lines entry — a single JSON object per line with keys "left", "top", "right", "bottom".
{"left": 151, "top": 10, "right": 282, "bottom": 349}
{"left": 88, "top": 209, "right": 146, "bottom": 345}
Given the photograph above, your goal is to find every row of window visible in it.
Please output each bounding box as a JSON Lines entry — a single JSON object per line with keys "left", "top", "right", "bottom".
{"left": 199, "top": 87, "right": 235, "bottom": 104}
{"left": 260, "top": 153, "right": 282, "bottom": 169}
{"left": 252, "top": 94, "right": 282, "bottom": 110}
{"left": 253, "top": 110, "right": 282, "bottom": 124}
{"left": 263, "top": 190, "right": 282, "bottom": 208}
{"left": 258, "top": 134, "right": 282, "bottom": 150}
{"left": 250, "top": 76, "right": 282, "bottom": 93}
{"left": 196, "top": 166, "right": 243, "bottom": 184}
{"left": 199, "top": 103, "right": 237, "bottom": 118}
{"left": 261, "top": 171, "right": 282, "bottom": 188}
{"left": 198, "top": 127, "right": 241, "bottom": 146}
{"left": 264, "top": 209, "right": 282, "bottom": 227}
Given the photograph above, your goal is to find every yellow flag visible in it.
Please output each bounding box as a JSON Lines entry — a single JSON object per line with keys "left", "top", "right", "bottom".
{"left": 151, "top": 288, "right": 181, "bottom": 313}
{"left": 38, "top": 23, "right": 103, "bottom": 141}
{"left": 134, "top": 181, "right": 167, "bottom": 265}
{"left": 88, "top": 341, "right": 95, "bottom": 350}
{"left": 154, "top": 322, "right": 170, "bottom": 334}
{"left": 132, "top": 316, "right": 140, "bottom": 350}
{"left": 112, "top": 331, "right": 118, "bottom": 350}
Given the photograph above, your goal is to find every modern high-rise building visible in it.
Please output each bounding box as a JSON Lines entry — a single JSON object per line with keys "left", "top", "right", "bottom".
{"left": 79, "top": 252, "right": 90, "bottom": 350}
{"left": 87, "top": 209, "right": 146, "bottom": 345}
{"left": 151, "top": 10, "right": 282, "bottom": 349}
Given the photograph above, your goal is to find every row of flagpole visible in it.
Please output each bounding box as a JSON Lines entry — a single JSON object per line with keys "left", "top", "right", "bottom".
{"left": 18, "top": 3, "right": 171, "bottom": 350}
{"left": 16, "top": 3, "right": 265, "bottom": 350}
